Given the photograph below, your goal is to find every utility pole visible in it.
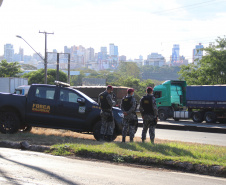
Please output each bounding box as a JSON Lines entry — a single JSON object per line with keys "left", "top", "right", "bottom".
{"left": 39, "top": 31, "right": 54, "bottom": 84}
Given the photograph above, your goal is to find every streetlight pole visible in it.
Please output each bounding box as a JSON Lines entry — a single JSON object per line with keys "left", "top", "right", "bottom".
{"left": 39, "top": 31, "right": 54, "bottom": 84}
{"left": 16, "top": 35, "right": 44, "bottom": 61}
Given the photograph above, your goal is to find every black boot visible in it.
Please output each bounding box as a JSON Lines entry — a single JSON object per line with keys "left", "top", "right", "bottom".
{"left": 142, "top": 139, "right": 145, "bottom": 143}
{"left": 151, "top": 139, "right": 154, "bottom": 144}
{"left": 122, "top": 137, "right": 125, "bottom": 143}
{"left": 107, "top": 135, "right": 113, "bottom": 142}
{"left": 130, "top": 137, "right": 133, "bottom": 142}
{"left": 99, "top": 134, "right": 104, "bottom": 141}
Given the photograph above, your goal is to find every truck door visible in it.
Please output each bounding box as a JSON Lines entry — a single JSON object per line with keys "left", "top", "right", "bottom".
{"left": 26, "top": 86, "right": 56, "bottom": 125}
{"left": 55, "top": 88, "right": 88, "bottom": 129}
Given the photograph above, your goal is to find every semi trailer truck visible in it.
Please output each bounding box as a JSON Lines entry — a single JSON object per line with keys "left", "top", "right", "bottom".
{"left": 154, "top": 80, "right": 226, "bottom": 123}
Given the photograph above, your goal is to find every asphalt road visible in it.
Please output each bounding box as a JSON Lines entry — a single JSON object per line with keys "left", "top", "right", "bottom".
{"left": 0, "top": 148, "right": 225, "bottom": 185}
{"left": 135, "top": 127, "right": 226, "bottom": 146}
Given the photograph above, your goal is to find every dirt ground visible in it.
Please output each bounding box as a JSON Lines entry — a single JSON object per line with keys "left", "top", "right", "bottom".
{"left": 0, "top": 127, "right": 165, "bottom": 146}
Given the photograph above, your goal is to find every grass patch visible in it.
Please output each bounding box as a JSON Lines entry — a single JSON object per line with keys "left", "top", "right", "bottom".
{"left": 50, "top": 141, "right": 226, "bottom": 167}
{"left": 1, "top": 127, "right": 225, "bottom": 169}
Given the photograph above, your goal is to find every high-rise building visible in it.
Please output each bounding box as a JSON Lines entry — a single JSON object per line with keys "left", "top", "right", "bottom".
{"left": 86, "top": 47, "right": 95, "bottom": 62}
{"left": 145, "top": 53, "right": 165, "bottom": 67}
{"left": 33, "top": 53, "right": 43, "bottom": 62}
{"left": 119, "top": 55, "right": 126, "bottom": 62}
{"left": 101, "top": 47, "right": 107, "bottom": 54}
{"left": 13, "top": 47, "right": 24, "bottom": 62}
{"left": 98, "top": 47, "right": 108, "bottom": 61}
{"left": 4, "top": 44, "right": 14, "bottom": 62}
{"left": 109, "top": 43, "right": 118, "bottom": 56}
{"left": 193, "top": 43, "right": 204, "bottom": 65}
{"left": 109, "top": 43, "right": 114, "bottom": 56}
{"left": 172, "top": 55, "right": 188, "bottom": 66}
{"left": 64, "top": 46, "right": 70, "bottom": 54}
{"left": 171, "top": 44, "right": 180, "bottom": 64}
{"left": 19, "top": 47, "right": 24, "bottom": 61}
{"left": 48, "top": 49, "right": 57, "bottom": 63}
{"left": 114, "top": 46, "right": 118, "bottom": 56}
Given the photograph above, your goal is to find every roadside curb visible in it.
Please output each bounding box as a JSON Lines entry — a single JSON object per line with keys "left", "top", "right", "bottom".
{"left": 75, "top": 149, "right": 226, "bottom": 177}
{"left": 0, "top": 141, "right": 50, "bottom": 152}
{"left": 138, "top": 123, "right": 226, "bottom": 134}
{"left": 1, "top": 141, "right": 225, "bottom": 178}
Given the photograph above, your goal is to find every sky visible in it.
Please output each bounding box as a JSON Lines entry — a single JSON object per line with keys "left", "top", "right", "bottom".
{"left": 0, "top": 0, "right": 226, "bottom": 62}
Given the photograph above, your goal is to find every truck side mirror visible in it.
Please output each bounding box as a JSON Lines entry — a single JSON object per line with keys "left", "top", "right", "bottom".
{"left": 77, "top": 98, "right": 85, "bottom": 104}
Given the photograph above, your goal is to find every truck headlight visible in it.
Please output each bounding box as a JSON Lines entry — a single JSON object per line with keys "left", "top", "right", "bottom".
{"left": 118, "top": 112, "right": 124, "bottom": 118}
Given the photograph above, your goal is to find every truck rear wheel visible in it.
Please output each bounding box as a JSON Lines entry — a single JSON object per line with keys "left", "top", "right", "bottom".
{"left": 159, "top": 110, "right": 167, "bottom": 121}
{"left": 0, "top": 112, "right": 20, "bottom": 134}
{"left": 204, "top": 112, "right": 217, "bottom": 123}
{"left": 93, "top": 121, "right": 117, "bottom": 141}
{"left": 192, "top": 112, "right": 203, "bottom": 123}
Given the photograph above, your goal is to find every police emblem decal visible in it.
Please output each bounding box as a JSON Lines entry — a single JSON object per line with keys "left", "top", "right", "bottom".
{"left": 79, "top": 106, "right": 86, "bottom": 114}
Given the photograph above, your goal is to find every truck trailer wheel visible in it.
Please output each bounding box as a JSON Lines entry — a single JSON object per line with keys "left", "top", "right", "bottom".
{"left": 159, "top": 110, "right": 167, "bottom": 121}
{"left": 192, "top": 112, "right": 203, "bottom": 123}
{"left": 0, "top": 112, "right": 20, "bottom": 134}
{"left": 93, "top": 121, "right": 117, "bottom": 141}
{"left": 204, "top": 112, "right": 217, "bottom": 123}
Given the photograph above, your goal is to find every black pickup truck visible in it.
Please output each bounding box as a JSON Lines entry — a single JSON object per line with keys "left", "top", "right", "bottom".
{"left": 0, "top": 81, "right": 124, "bottom": 141}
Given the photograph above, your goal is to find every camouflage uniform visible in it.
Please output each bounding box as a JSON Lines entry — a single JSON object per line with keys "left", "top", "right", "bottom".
{"left": 98, "top": 91, "right": 116, "bottom": 137}
{"left": 121, "top": 95, "right": 137, "bottom": 141}
{"left": 139, "top": 94, "right": 158, "bottom": 143}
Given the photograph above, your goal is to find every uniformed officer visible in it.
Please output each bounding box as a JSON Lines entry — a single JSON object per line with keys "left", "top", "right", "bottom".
{"left": 121, "top": 88, "right": 137, "bottom": 143}
{"left": 98, "top": 85, "right": 116, "bottom": 142}
{"left": 139, "top": 87, "right": 158, "bottom": 144}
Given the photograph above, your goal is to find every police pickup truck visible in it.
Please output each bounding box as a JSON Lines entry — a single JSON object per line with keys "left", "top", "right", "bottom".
{"left": 0, "top": 81, "right": 124, "bottom": 141}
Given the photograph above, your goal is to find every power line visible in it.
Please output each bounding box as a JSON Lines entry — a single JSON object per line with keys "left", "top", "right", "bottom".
{"left": 152, "top": 0, "right": 225, "bottom": 15}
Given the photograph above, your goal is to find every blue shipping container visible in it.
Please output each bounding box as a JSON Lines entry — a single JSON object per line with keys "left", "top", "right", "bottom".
{"left": 186, "top": 86, "right": 226, "bottom": 101}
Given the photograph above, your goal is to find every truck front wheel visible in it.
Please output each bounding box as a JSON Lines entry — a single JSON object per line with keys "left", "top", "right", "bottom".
{"left": 204, "top": 112, "right": 217, "bottom": 123}
{"left": 93, "top": 121, "right": 117, "bottom": 141}
{"left": 0, "top": 112, "right": 20, "bottom": 134}
{"left": 192, "top": 112, "right": 203, "bottom": 123}
{"left": 159, "top": 110, "right": 167, "bottom": 121}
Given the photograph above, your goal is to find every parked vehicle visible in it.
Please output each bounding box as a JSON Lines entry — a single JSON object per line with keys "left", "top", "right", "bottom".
{"left": 0, "top": 81, "right": 124, "bottom": 141}
{"left": 14, "top": 85, "right": 30, "bottom": 96}
{"left": 154, "top": 80, "right": 226, "bottom": 123}
{"left": 73, "top": 86, "right": 128, "bottom": 107}
{"left": 0, "top": 77, "right": 28, "bottom": 93}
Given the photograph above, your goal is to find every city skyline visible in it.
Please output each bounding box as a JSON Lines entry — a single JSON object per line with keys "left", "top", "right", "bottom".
{"left": 0, "top": 0, "right": 226, "bottom": 62}
{"left": 0, "top": 41, "right": 204, "bottom": 63}
{"left": 2, "top": 42, "right": 199, "bottom": 67}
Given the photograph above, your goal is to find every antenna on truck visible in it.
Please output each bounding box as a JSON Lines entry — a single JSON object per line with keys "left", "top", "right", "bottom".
{"left": 54, "top": 81, "right": 70, "bottom": 87}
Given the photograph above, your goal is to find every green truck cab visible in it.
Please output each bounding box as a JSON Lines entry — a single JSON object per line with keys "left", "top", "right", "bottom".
{"left": 153, "top": 80, "right": 187, "bottom": 120}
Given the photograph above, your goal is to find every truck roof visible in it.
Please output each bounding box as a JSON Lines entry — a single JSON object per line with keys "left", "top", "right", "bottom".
{"left": 72, "top": 86, "right": 128, "bottom": 89}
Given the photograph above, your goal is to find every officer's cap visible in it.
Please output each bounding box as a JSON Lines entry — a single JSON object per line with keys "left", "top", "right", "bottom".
{"left": 107, "top": 85, "right": 113, "bottom": 90}
{"left": 127, "top": 88, "right": 134, "bottom": 94}
{"left": 146, "top": 87, "right": 153, "bottom": 92}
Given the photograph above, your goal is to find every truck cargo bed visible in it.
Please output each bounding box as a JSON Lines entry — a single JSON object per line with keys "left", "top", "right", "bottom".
{"left": 186, "top": 85, "right": 226, "bottom": 109}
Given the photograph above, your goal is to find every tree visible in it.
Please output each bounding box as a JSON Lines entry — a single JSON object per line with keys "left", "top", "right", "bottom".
{"left": 21, "top": 64, "right": 37, "bottom": 70}
{"left": 179, "top": 37, "right": 226, "bottom": 85}
{"left": 110, "top": 76, "right": 154, "bottom": 99}
{"left": 22, "top": 69, "right": 67, "bottom": 85}
{"left": 141, "top": 65, "right": 180, "bottom": 81}
{"left": 117, "top": 62, "right": 140, "bottom": 78}
{"left": 0, "top": 60, "right": 22, "bottom": 77}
